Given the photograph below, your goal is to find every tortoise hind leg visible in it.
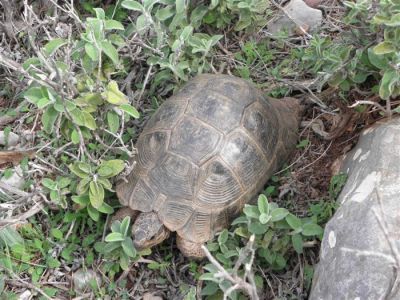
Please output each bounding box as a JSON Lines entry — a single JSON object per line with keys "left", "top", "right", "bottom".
{"left": 176, "top": 236, "right": 205, "bottom": 259}
{"left": 109, "top": 207, "right": 140, "bottom": 228}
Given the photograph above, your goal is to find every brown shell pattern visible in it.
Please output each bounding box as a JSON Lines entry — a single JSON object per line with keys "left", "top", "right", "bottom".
{"left": 116, "top": 74, "right": 299, "bottom": 243}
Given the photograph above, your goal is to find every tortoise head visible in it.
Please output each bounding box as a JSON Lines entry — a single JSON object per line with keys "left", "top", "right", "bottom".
{"left": 131, "top": 212, "right": 170, "bottom": 249}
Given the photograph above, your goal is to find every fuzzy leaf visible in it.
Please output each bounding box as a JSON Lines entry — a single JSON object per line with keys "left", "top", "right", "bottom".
{"left": 42, "top": 178, "right": 57, "bottom": 190}
{"left": 286, "top": 214, "right": 302, "bottom": 230}
{"left": 105, "top": 20, "right": 124, "bottom": 30}
{"left": 292, "top": 234, "right": 303, "bottom": 254}
{"left": 98, "top": 160, "right": 125, "bottom": 178}
{"left": 89, "top": 181, "right": 104, "bottom": 209}
{"left": 105, "top": 232, "right": 125, "bottom": 242}
{"left": 107, "top": 111, "right": 120, "bottom": 133}
{"left": 121, "top": 0, "right": 144, "bottom": 11}
{"left": 44, "top": 38, "right": 67, "bottom": 56}
{"left": 270, "top": 208, "right": 289, "bottom": 222}
{"left": 122, "top": 237, "right": 137, "bottom": 257}
{"left": 102, "top": 81, "right": 128, "bottom": 105}
{"left": 119, "top": 104, "right": 140, "bottom": 118}
{"left": 100, "top": 41, "right": 119, "bottom": 65}
{"left": 85, "top": 43, "right": 99, "bottom": 61}
{"left": 373, "top": 42, "right": 395, "bottom": 55}
{"left": 302, "top": 223, "right": 323, "bottom": 236}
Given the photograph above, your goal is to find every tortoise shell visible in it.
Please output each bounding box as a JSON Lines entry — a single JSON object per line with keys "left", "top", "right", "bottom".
{"left": 116, "top": 74, "right": 300, "bottom": 243}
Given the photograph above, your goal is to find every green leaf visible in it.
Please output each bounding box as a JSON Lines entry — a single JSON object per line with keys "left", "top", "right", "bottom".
{"left": 292, "top": 234, "right": 303, "bottom": 254}
{"left": 302, "top": 223, "right": 324, "bottom": 236}
{"left": 119, "top": 251, "right": 130, "bottom": 270}
{"left": 259, "top": 213, "right": 271, "bottom": 225}
{"left": 94, "top": 8, "right": 105, "bottom": 20}
{"left": 49, "top": 190, "right": 60, "bottom": 202}
{"left": 248, "top": 222, "right": 268, "bottom": 235}
{"left": 217, "top": 229, "right": 229, "bottom": 244}
{"left": 373, "top": 42, "right": 395, "bottom": 55}
{"left": 87, "top": 204, "right": 100, "bottom": 221}
{"left": 100, "top": 41, "right": 119, "bottom": 65}
{"left": 199, "top": 273, "right": 218, "bottom": 282}
{"left": 57, "top": 177, "right": 71, "bottom": 188}
{"left": 111, "top": 220, "right": 121, "bottom": 233}
{"left": 47, "top": 257, "right": 61, "bottom": 268}
{"left": 257, "top": 194, "right": 269, "bottom": 215}
{"left": 86, "top": 18, "right": 104, "bottom": 41}
{"left": 82, "top": 111, "right": 97, "bottom": 130}
{"left": 85, "top": 43, "right": 99, "bottom": 61}
{"left": 42, "top": 178, "right": 57, "bottom": 190}
{"left": 69, "top": 163, "right": 90, "bottom": 179}
{"left": 119, "top": 104, "right": 140, "bottom": 118}
{"left": 385, "top": 13, "right": 400, "bottom": 26}
{"left": 176, "top": 0, "right": 185, "bottom": 13}
{"left": 136, "top": 14, "right": 148, "bottom": 32}
{"left": 97, "top": 177, "right": 112, "bottom": 191}
{"left": 243, "top": 204, "right": 260, "bottom": 219}
{"left": 380, "top": 69, "right": 399, "bottom": 100}
{"left": 102, "top": 81, "right": 128, "bottom": 105}
{"left": 24, "top": 87, "right": 48, "bottom": 105}
{"left": 89, "top": 181, "right": 105, "bottom": 209}
{"left": 286, "top": 214, "right": 302, "bottom": 230}
{"left": 105, "top": 20, "right": 124, "bottom": 30}
{"left": 105, "top": 232, "right": 125, "bottom": 242}
{"left": 97, "top": 202, "right": 114, "bottom": 214}
{"left": 44, "top": 38, "right": 67, "bottom": 56}
{"left": 270, "top": 208, "right": 289, "bottom": 222}
{"left": 98, "top": 159, "right": 125, "bottom": 178}
{"left": 69, "top": 108, "right": 86, "bottom": 126}
{"left": 77, "top": 177, "right": 91, "bottom": 194}
{"left": 121, "top": 0, "right": 144, "bottom": 11}
{"left": 107, "top": 111, "right": 120, "bottom": 133}
{"left": 51, "top": 228, "right": 63, "bottom": 240}
{"left": 71, "top": 129, "right": 80, "bottom": 144}
{"left": 122, "top": 237, "right": 137, "bottom": 257}
{"left": 42, "top": 105, "right": 59, "bottom": 134}
{"left": 120, "top": 216, "right": 131, "bottom": 236}
{"left": 37, "top": 97, "right": 51, "bottom": 109}
{"left": 102, "top": 241, "right": 120, "bottom": 254}
{"left": 156, "top": 6, "right": 175, "bottom": 21}
{"left": 200, "top": 282, "right": 219, "bottom": 296}
{"left": 71, "top": 194, "right": 90, "bottom": 206}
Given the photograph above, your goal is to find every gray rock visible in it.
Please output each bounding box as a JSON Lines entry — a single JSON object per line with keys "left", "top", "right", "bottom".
{"left": 267, "top": 0, "right": 322, "bottom": 35}
{"left": 310, "top": 117, "right": 400, "bottom": 299}
{"left": 1, "top": 165, "right": 24, "bottom": 189}
{"left": 0, "top": 131, "right": 19, "bottom": 146}
{"left": 72, "top": 268, "right": 102, "bottom": 293}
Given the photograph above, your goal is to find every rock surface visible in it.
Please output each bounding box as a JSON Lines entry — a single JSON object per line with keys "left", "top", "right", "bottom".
{"left": 72, "top": 268, "right": 102, "bottom": 293}
{"left": 267, "top": 0, "right": 322, "bottom": 35}
{"left": 0, "top": 131, "right": 19, "bottom": 146}
{"left": 1, "top": 165, "right": 24, "bottom": 189}
{"left": 310, "top": 117, "right": 400, "bottom": 299}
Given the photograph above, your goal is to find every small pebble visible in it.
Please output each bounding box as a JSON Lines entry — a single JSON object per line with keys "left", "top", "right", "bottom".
{"left": 72, "top": 268, "right": 102, "bottom": 293}
{"left": 0, "top": 131, "right": 19, "bottom": 146}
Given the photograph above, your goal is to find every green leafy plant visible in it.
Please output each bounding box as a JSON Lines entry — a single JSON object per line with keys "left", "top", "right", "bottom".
{"left": 200, "top": 194, "right": 324, "bottom": 299}
{"left": 302, "top": 0, "right": 400, "bottom": 114}
{"left": 69, "top": 159, "right": 126, "bottom": 221}
{"left": 102, "top": 216, "right": 137, "bottom": 270}
{"left": 203, "top": 0, "right": 270, "bottom": 31}
{"left": 122, "top": 0, "right": 224, "bottom": 80}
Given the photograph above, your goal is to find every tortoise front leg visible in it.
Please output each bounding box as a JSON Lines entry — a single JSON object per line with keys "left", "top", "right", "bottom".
{"left": 176, "top": 236, "right": 205, "bottom": 259}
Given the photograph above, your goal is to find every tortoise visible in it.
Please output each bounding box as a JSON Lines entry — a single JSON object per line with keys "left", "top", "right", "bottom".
{"left": 115, "top": 74, "right": 301, "bottom": 258}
